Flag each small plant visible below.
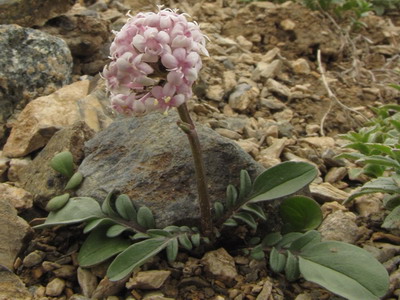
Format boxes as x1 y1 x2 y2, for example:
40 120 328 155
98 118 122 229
338 103 400 232
35 6 389 300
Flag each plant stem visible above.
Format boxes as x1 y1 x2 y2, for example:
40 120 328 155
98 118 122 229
177 103 212 237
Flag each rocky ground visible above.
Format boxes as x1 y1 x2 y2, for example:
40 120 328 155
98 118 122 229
1 0 400 299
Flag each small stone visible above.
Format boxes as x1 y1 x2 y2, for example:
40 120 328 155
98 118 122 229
310 182 349 203
258 138 291 168
252 60 282 82
46 278 65 297
235 139 260 157
294 293 313 300
256 280 273 300
223 71 237 92
266 79 291 99
77 267 98 298
237 35 253 50
301 136 335 149
0 152 10 181
126 270 171 290
354 194 383 217
260 97 286 110
280 19 296 31
291 58 310 74
305 124 320 135
318 209 361 243
202 248 238 286
324 167 347 183
0 183 33 211
229 84 259 111
273 109 294 123
8 157 31 182
53 265 76 278
261 47 280 63
215 128 242 140
206 85 225 102
23 250 46 268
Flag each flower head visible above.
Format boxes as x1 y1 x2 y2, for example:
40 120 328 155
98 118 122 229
103 6 208 116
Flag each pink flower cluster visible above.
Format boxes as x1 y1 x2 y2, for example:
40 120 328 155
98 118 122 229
103 7 208 116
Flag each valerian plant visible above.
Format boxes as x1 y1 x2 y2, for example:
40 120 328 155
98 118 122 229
35 6 389 300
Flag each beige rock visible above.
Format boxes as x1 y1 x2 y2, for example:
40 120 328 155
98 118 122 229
8 157 31 182
266 78 291 99
310 182 349 203
0 151 10 181
229 84 259 111
236 35 253 50
45 278 65 297
301 136 336 149
0 196 32 270
126 270 171 290
206 84 225 102
252 59 282 81
77 267 98 298
324 167 347 183
261 47 280 63
3 80 90 157
273 109 293 123
291 58 310 74
223 71 237 92
215 128 242 140
22 250 45 267
202 248 238 286
258 137 290 168
280 19 296 31
354 193 383 217
235 139 260 157
0 268 32 300
318 210 361 243
256 280 273 300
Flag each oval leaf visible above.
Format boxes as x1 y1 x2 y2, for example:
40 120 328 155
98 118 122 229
226 184 238 209
50 151 74 178
238 169 252 201
45 193 70 212
137 206 155 229
64 172 83 190
299 241 389 300
78 228 131 267
269 247 286 273
84 218 115 234
178 233 193 250
107 224 130 238
233 212 257 230
214 201 224 218
166 238 178 263
102 191 120 218
115 194 137 221
191 233 201 248
241 203 267 221
279 196 322 232
107 237 170 281
249 162 318 203
35 197 104 228
285 251 300 281
261 232 282 247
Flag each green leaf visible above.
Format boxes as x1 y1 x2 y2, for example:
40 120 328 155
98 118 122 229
226 184 238 209
84 218 115 234
285 251 300 281
191 233 201 248
214 201 224 218
137 206 155 229
269 247 286 273
241 203 267 221
131 232 150 240
279 196 323 232
289 230 321 251
34 197 104 228
166 238 178 263
299 241 389 300
238 169 252 201
115 194 137 221
146 229 172 238
50 151 74 178
102 191 120 218
223 218 238 227
78 228 131 267
233 212 257 230
383 194 400 210
261 232 282 247
357 155 400 170
347 176 400 202
163 225 180 233
275 232 303 249
178 233 193 250
107 224 130 238
249 162 317 203
107 237 170 281
382 206 400 230
64 172 83 190
45 193 70 212
250 244 265 260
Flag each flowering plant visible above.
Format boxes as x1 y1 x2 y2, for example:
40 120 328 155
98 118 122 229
103 6 208 116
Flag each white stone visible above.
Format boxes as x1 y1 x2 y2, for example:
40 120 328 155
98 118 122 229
252 59 282 81
266 78 291 98
280 19 296 31
0 183 33 211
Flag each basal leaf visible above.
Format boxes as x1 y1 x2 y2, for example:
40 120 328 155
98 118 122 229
289 230 321 251
84 218 115 234
45 193 70 212
269 247 286 273
249 162 317 203
261 232 282 247
137 206 155 229
107 237 170 281
146 229 172 238
78 228 131 267
233 212 257 230
102 191 120 218
35 197 105 228
285 251 300 281
178 233 193 250
223 218 238 227
299 241 389 300
226 184 238 209
279 196 323 232
382 206 400 230
166 238 178 263
115 194 137 221
64 172 83 190
241 203 267 221
106 224 131 237
250 244 265 260
191 233 201 247
214 201 224 218
50 151 74 178
238 169 252 201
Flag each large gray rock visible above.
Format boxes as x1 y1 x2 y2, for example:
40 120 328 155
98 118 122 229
0 25 72 143
77 111 264 227
0 0 76 27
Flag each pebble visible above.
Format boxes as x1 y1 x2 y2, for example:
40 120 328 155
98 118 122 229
0 183 33 211
215 128 242 140
318 209 361 243
77 267 98 298
280 19 296 31
202 248 238 286
310 182 349 203
45 278 65 297
7 157 31 182
291 58 310 74
23 250 46 268
266 78 291 99
252 60 282 81
324 167 347 183
354 194 383 217
206 84 225 101
126 270 171 290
